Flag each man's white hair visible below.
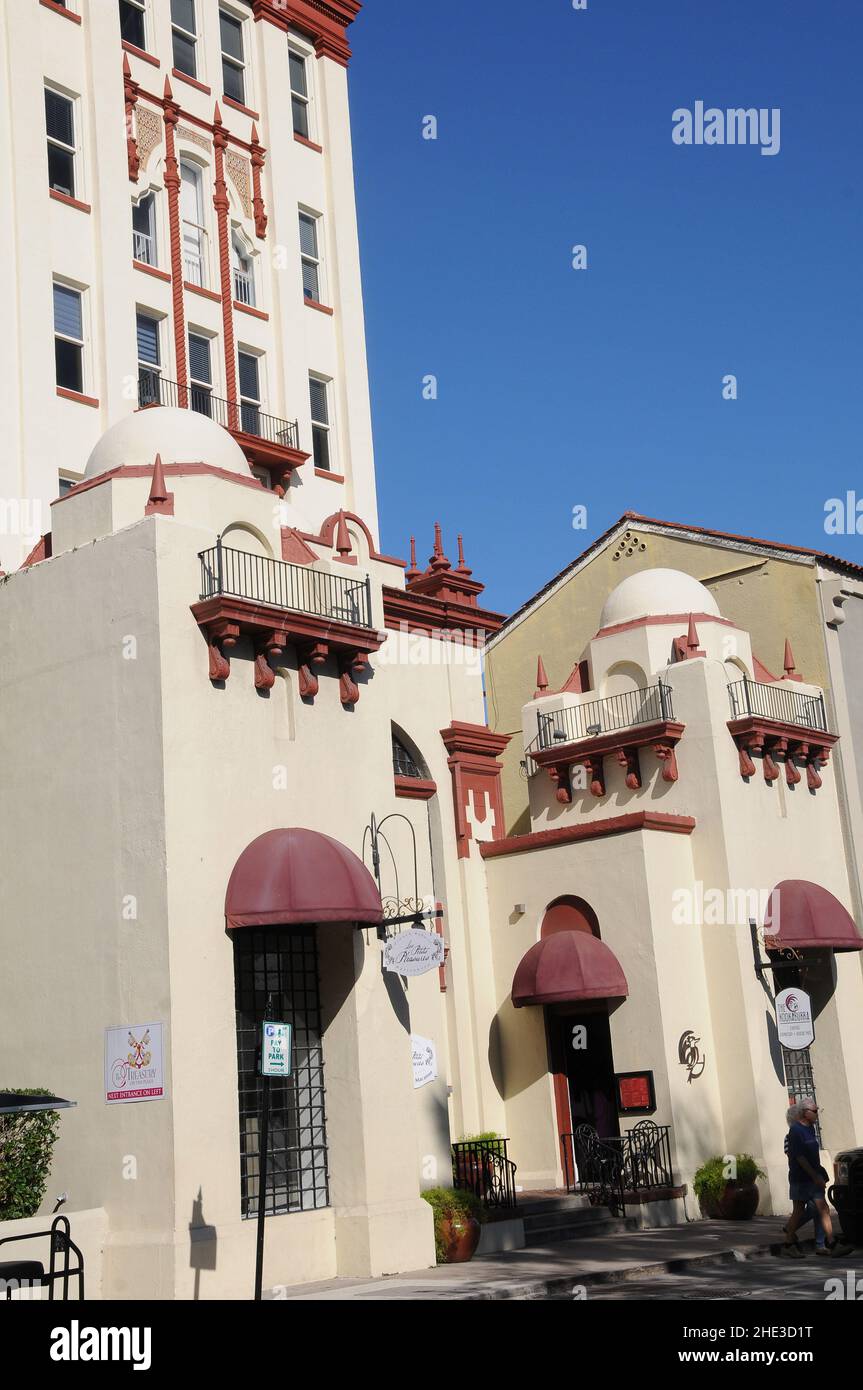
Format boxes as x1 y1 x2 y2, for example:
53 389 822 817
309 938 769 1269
786 1097 816 1124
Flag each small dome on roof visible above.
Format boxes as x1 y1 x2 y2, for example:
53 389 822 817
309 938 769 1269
600 568 721 628
84 407 252 480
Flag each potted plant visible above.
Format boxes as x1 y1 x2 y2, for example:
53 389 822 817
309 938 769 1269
693 1154 766 1220
420 1187 485 1263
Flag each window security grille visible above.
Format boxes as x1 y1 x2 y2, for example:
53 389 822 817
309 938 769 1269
392 734 423 779
233 926 329 1218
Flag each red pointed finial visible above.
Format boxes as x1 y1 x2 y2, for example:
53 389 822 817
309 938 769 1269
535 655 549 697
163 75 173 101
145 454 174 516
214 101 223 126
782 638 802 680
405 535 421 582
457 535 465 566
335 510 351 558
123 53 132 78
429 522 450 571
251 122 260 145
686 614 700 654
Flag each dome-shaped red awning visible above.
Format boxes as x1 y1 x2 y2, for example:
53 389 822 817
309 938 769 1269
225 828 382 929
764 880 862 953
512 930 628 1007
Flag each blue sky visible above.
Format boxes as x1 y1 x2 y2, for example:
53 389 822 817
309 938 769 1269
347 1 863 614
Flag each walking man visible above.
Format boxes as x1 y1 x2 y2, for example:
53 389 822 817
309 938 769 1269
782 1098 851 1258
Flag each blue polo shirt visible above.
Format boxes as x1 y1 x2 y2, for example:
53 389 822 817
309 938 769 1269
787 1122 821 1182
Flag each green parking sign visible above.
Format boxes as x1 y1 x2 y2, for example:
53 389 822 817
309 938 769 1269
261 1022 292 1077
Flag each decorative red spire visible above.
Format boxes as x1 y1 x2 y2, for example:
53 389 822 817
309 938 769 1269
686 614 700 655
783 638 802 681
145 454 174 516
335 510 352 558
250 121 259 145
213 100 223 127
535 655 549 698
163 75 174 102
454 533 472 576
123 52 132 79
405 535 422 583
429 522 451 572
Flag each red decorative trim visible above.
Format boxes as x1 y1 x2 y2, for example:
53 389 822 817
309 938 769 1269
440 722 510 859
596 611 737 640
232 435 309 493
123 55 141 181
383 585 504 640
294 132 324 153
250 124 268 239
315 468 344 483
281 527 318 564
49 189 91 213
56 387 99 408
223 95 260 120
234 300 268 320
172 68 211 95
728 716 837 791
480 811 697 861
40 0 81 23
122 41 160 68
213 105 239 427
434 905 448 993
184 280 222 302
162 80 188 391
136 86 257 152
753 655 778 683
531 721 684 771
51 462 261 503
20 533 53 568
394 776 437 801
304 298 334 316
250 0 360 66
133 260 171 283
144 454 174 516
301 512 404 568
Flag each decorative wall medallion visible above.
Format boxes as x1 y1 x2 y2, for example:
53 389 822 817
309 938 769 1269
678 1030 706 1082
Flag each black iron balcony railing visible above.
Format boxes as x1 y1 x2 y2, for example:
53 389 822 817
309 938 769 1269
452 1138 518 1210
526 680 674 772
139 371 300 453
727 677 828 732
561 1122 673 1214
199 539 374 629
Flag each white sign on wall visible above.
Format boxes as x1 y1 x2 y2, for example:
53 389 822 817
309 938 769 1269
775 988 815 1051
411 1035 438 1089
105 1023 165 1104
384 928 445 978
261 1022 292 1078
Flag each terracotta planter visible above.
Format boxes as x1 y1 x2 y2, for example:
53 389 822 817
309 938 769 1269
439 1214 481 1263
700 1181 760 1221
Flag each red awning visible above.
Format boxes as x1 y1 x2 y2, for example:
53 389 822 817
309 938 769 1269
512 930 628 1007
764 880 863 953
225 828 383 928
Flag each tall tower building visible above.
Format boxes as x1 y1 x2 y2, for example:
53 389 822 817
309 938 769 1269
0 0 375 567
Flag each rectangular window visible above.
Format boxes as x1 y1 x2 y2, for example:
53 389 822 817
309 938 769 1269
132 192 157 266
137 311 161 406
232 235 254 307
309 375 331 472
220 10 245 105
238 351 261 436
54 282 84 393
233 926 329 1218
299 212 321 303
119 0 146 49
289 49 310 139
181 162 206 286
171 0 198 79
189 332 212 416
45 87 76 197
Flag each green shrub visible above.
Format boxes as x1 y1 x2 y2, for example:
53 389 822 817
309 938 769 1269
0 1089 61 1220
420 1186 485 1263
456 1131 502 1144
693 1154 766 1202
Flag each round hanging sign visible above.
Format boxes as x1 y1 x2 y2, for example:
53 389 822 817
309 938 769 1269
775 987 815 1051
383 928 445 977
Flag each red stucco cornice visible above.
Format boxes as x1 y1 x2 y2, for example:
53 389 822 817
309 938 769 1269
250 0 361 65
480 811 696 860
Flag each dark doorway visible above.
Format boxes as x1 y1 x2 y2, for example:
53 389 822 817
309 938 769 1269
547 1007 619 1143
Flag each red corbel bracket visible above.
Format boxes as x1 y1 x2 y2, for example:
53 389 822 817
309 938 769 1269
207 620 239 681
654 743 679 783
584 754 605 798
617 746 642 790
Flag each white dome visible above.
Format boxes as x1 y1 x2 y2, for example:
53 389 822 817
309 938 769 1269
600 567 721 628
84 407 252 480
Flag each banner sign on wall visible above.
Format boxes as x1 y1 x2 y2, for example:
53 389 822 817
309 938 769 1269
384 928 445 978
411 1035 438 1089
775 988 815 1051
105 1023 165 1103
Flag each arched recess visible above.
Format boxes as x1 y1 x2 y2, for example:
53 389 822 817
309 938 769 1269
540 896 600 940
724 656 750 683
600 661 648 700
391 722 431 781
221 521 273 558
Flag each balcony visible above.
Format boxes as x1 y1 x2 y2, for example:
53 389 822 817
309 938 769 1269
526 681 683 802
133 229 155 266
191 539 384 703
233 267 254 306
138 372 308 489
726 677 837 788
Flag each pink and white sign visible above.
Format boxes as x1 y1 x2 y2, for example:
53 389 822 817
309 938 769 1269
104 1023 165 1104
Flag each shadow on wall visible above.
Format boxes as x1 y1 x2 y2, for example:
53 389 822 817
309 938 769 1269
488 1000 548 1101
189 1187 217 1301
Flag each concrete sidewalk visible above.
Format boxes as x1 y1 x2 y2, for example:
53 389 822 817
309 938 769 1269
273 1217 792 1300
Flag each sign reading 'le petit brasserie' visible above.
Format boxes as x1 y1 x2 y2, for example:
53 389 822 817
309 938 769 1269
383 928 445 978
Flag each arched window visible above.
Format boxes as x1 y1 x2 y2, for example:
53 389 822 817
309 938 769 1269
180 161 207 286
232 230 255 307
132 191 157 266
392 732 424 780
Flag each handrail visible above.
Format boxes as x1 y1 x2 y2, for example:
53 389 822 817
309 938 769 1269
727 677 828 732
452 1138 518 1209
198 538 374 630
525 681 674 774
139 372 299 452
